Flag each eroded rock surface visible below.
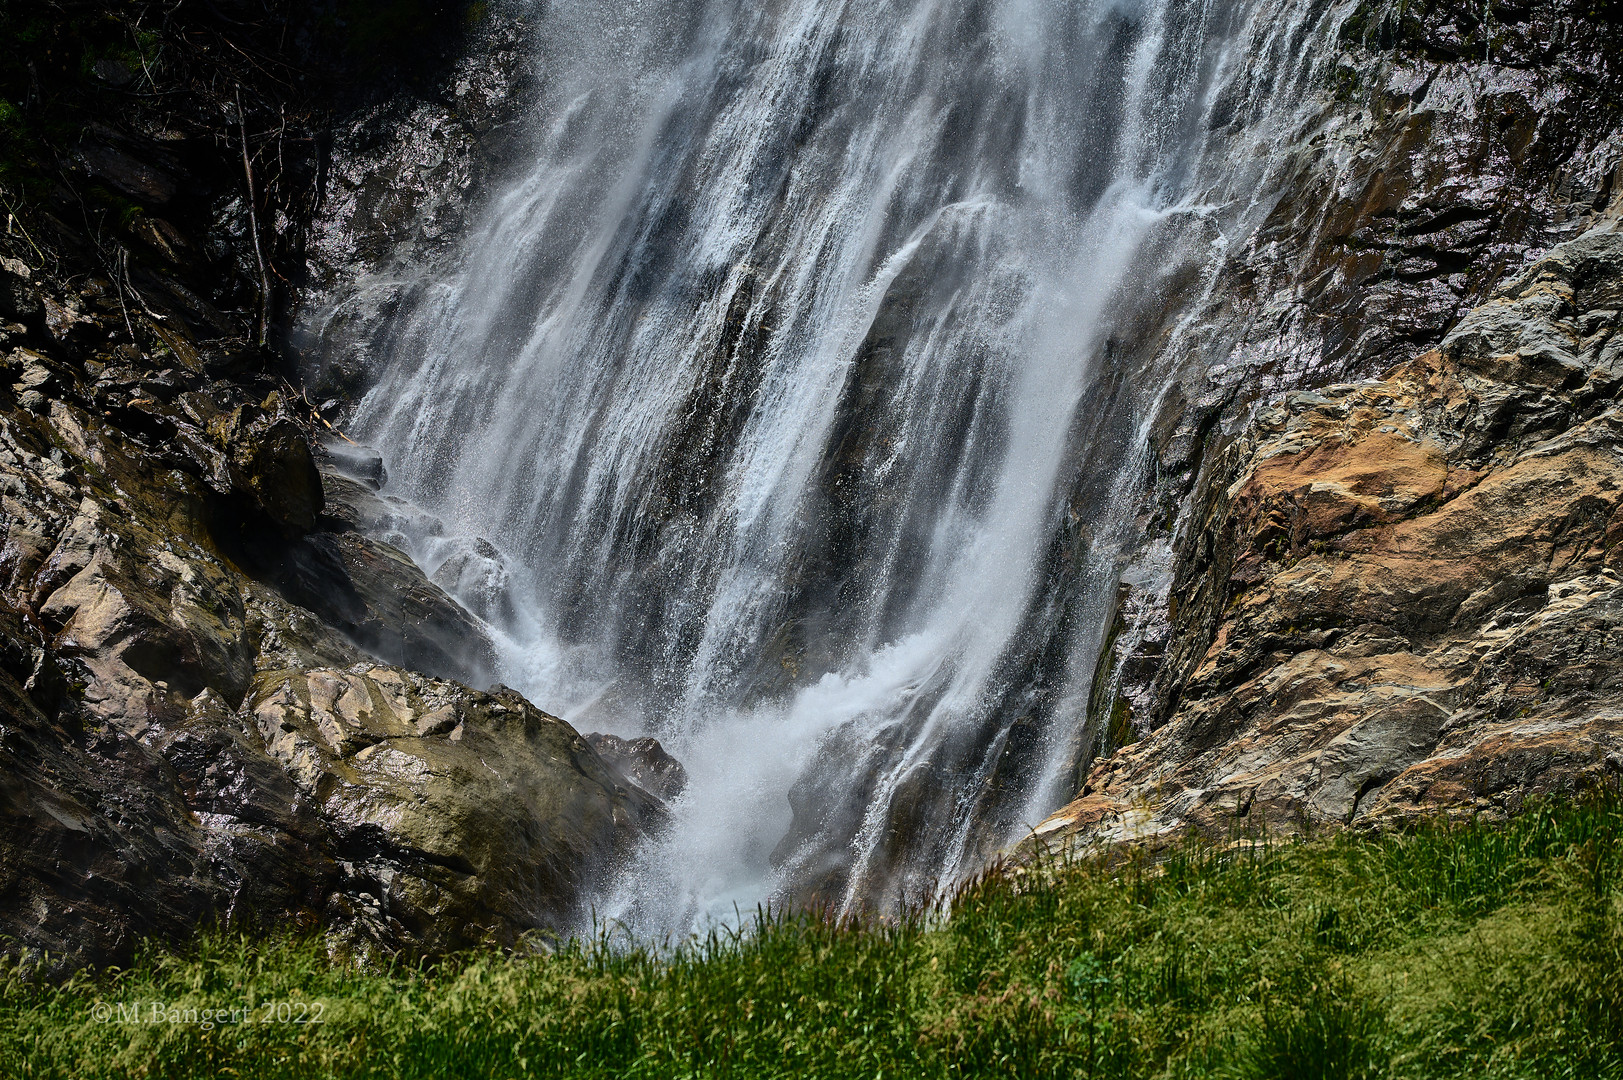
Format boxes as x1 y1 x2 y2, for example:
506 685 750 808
1034 219 1623 852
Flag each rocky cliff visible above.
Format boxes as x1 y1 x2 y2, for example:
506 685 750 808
1036 0 1623 851
0 0 660 969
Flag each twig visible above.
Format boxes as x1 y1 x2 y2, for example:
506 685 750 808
0 192 48 267
128 15 158 93
113 247 139 346
272 104 287 203
116 256 170 324
284 378 359 444
207 29 297 89
236 87 271 345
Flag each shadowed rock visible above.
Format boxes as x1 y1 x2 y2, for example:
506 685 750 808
584 733 689 803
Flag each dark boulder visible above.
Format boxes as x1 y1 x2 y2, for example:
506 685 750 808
584 732 689 803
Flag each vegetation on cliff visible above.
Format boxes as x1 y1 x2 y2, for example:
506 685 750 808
4 795 1619 1079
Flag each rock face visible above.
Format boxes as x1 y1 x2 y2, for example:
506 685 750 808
0 319 663 966
0 1 661 969
6 0 1621 959
1029 0 1623 854
291 3 537 406
1151 0 1623 423
1034 218 1623 851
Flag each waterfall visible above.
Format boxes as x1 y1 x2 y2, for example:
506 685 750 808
307 0 1349 934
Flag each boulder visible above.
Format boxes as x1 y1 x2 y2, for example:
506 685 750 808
248 667 664 953
584 732 689 802
321 437 389 490
219 399 325 534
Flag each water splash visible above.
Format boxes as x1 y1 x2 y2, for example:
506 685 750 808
305 0 1352 934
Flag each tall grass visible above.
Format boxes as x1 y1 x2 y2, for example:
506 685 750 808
3 792 1620 1079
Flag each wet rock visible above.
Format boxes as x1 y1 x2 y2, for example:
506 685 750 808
41 295 100 351
0 690 236 971
301 10 532 290
271 530 500 688
429 537 516 626
1138 0 1623 455
316 464 403 533
0 593 298 972
293 6 536 406
584 733 689 802
322 437 388 490
291 461 503 682
769 721 912 909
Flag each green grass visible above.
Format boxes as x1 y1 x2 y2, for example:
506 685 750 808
3 794 1621 1078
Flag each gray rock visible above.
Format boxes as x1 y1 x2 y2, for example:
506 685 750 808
0 264 39 322
1033 218 1623 855
322 437 388 490
584 733 689 802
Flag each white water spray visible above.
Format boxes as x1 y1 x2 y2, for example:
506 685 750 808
306 0 1354 935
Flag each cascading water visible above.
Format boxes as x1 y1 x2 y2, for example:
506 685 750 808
306 0 1350 934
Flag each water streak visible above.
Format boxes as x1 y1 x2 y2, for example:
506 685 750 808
307 0 1352 934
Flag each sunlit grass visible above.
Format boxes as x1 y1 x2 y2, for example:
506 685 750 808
3 791 1620 1078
